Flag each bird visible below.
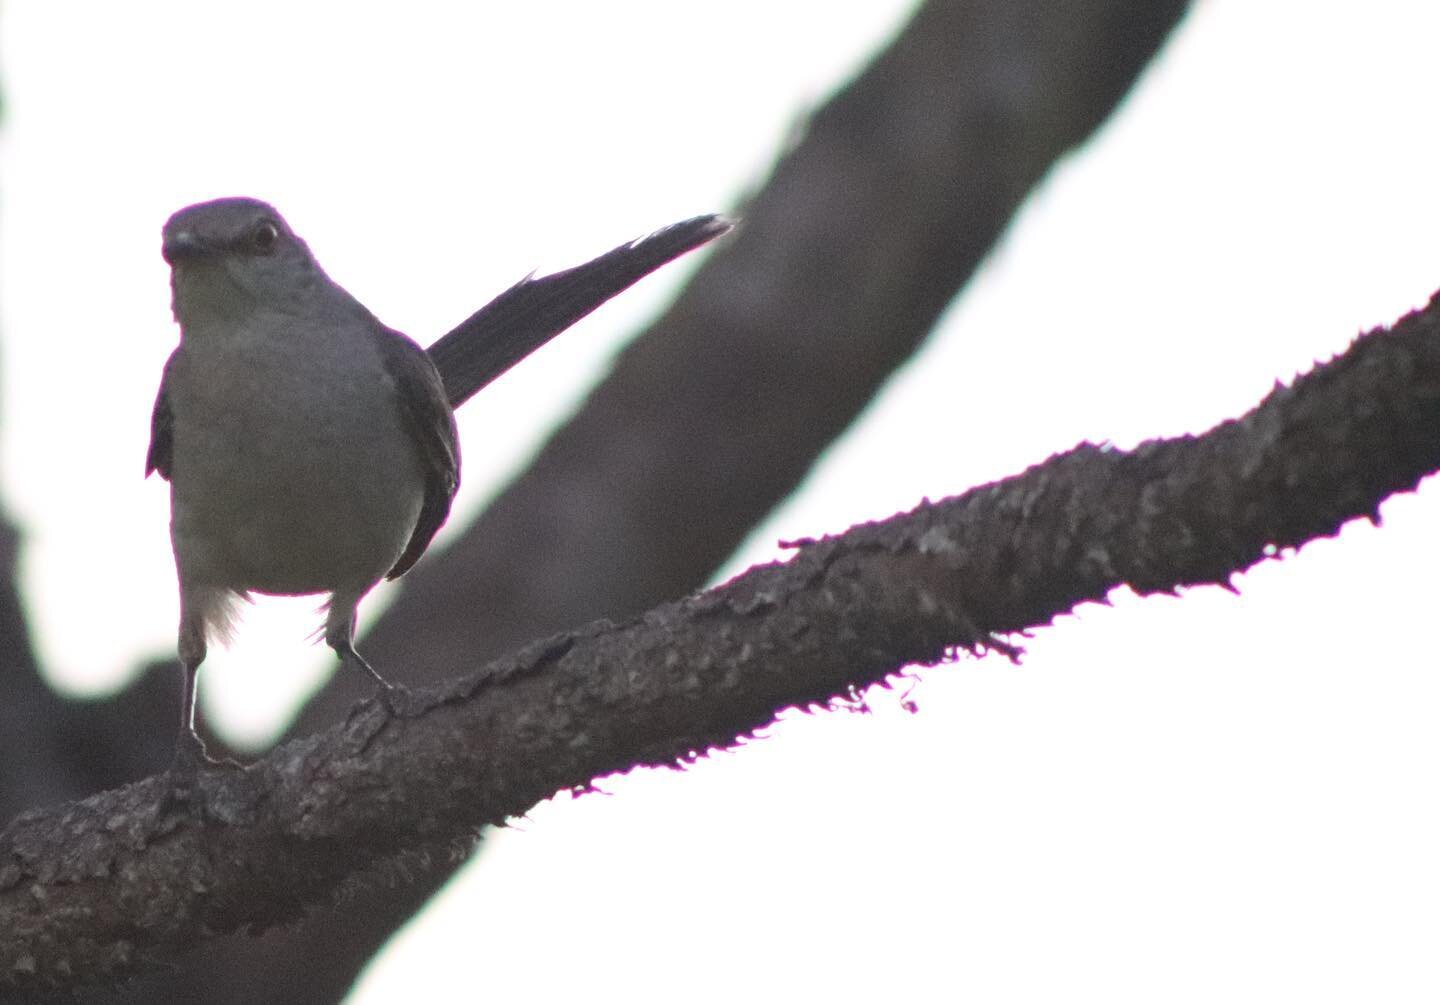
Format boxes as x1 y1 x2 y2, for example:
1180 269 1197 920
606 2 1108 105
147 196 732 775
147 196 459 771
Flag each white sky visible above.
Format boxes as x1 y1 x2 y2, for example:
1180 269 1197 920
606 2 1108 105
3 2 1439 1002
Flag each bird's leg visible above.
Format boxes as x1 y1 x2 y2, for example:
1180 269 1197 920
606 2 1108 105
155 614 239 825
171 653 208 774
326 598 423 717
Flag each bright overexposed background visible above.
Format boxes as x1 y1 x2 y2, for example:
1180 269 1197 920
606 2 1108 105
3 3 1439 1002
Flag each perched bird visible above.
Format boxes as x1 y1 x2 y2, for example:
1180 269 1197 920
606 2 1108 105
148 197 459 769
148 197 732 772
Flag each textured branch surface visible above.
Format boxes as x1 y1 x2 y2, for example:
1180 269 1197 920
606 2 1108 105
5 284 1439 996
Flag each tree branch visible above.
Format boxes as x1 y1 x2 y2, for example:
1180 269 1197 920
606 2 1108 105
148 2 1194 998
0 0 1196 997
303 0 1195 716
5 282 1438 996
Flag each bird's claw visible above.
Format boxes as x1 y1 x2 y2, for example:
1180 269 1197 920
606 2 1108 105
152 732 244 830
375 680 427 719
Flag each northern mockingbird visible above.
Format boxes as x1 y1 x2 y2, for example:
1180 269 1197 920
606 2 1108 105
148 196 730 772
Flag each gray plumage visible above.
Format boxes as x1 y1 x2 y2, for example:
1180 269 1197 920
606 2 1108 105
148 197 730 773
148 196 459 764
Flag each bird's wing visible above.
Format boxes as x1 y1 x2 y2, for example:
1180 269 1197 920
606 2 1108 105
145 349 180 480
376 328 461 580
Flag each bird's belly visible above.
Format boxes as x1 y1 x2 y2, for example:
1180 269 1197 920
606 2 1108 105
176 458 421 595
167 348 425 595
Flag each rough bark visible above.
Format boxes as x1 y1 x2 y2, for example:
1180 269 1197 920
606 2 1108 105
4 284 1439 997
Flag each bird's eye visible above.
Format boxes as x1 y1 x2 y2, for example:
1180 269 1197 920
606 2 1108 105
250 220 280 255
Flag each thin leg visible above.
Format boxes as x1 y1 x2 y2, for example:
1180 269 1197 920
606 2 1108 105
168 604 240 777
172 659 208 766
172 610 210 772
156 622 214 824
325 603 394 689
326 597 421 716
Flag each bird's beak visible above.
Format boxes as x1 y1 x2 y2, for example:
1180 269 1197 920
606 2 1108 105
162 229 209 266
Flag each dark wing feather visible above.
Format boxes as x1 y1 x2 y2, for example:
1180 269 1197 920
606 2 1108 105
376 329 461 580
145 349 180 480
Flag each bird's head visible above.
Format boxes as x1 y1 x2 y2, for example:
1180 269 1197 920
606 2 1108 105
162 197 326 329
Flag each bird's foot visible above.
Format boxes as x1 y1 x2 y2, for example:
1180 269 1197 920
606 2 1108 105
152 732 244 832
374 679 427 719
336 644 428 719
340 680 428 755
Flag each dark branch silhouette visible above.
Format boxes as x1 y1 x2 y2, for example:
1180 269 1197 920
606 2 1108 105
5 285 1439 996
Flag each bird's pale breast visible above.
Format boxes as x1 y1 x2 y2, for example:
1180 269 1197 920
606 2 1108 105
166 315 425 596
